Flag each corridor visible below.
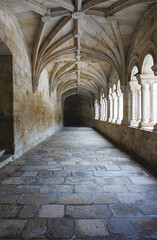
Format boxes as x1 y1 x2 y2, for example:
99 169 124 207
0 128 157 239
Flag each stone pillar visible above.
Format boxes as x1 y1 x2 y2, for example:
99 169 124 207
149 83 156 126
112 91 118 123
95 100 99 120
140 83 149 128
100 99 103 121
137 88 141 124
108 94 113 122
117 92 123 124
105 98 108 121
129 80 139 127
130 88 138 127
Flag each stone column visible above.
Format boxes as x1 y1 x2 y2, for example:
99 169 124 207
140 83 149 128
108 94 113 122
130 88 138 127
129 80 139 127
105 98 108 121
100 100 103 121
117 92 123 124
112 91 118 123
149 83 156 126
137 88 141 124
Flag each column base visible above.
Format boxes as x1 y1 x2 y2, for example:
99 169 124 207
116 119 122 125
112 119 116 123
139 121 152 129
130 120 138 127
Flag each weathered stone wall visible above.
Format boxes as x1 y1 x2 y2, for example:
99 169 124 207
0 55 14 153
64 95 94 127
94 120 157 169
0 5 62 157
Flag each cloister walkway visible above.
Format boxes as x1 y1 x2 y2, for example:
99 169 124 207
0 127 157 239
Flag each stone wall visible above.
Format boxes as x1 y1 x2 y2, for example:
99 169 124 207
0 55 14 153
0 5 62 158
94 120 157 169
64 95 94 127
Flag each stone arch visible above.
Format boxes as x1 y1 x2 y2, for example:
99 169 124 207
141 54 154 75
131 66 139 81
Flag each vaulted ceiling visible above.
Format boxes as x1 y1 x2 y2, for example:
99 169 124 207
0 0 156 97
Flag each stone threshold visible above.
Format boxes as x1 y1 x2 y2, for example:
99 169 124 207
0 154 14 169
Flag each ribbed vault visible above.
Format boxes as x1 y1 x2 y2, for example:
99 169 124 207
1 0 156 99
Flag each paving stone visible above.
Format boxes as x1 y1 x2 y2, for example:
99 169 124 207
105 176 132 185
22 171 38 177
19 205 39 218
137 203 157 215
142 184 157 192
22 219 47 238
47 217 75 238
40 184 73 193
108 218 135 237
92 193 118 204
37 171 53 177
129 176 156 185
110 203 139 217
72 171 94 177
143 192 157 201
0 184 16 193
66 205 110 218
0 220 26 237
10 170 24 177
103 185 128 193
117 193 145 204
18 194 56 204
131 217 157 235
57 193 93 204
2 177 26 185
0 193 19 204
39 204 64 218
15 185 41 194
126 185 145 193
0 205 21 218
76 219 109 237
65 177 105 185
75 184 104 193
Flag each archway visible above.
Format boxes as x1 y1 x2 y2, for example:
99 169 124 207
0 38 14 153
63 94 94 127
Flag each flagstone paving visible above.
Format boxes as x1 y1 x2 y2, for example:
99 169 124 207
0 127 157 239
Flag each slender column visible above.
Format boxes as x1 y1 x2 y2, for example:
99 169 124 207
100 100 103 121
108 95 113 122
102 100 105 121
137 88 141 123
95 100 99 120
130 88 138 127
105 99 108 121
149 83 156 126
140 83 148 128
117 92 123 124
112 91 118 123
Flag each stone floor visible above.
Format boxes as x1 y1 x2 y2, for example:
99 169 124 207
0 127 157 240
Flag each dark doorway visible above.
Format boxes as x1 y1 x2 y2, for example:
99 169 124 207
0 39 14 153
63 94 94 127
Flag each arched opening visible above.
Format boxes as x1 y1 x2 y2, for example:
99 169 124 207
0 38 14 153
140 54 157 128
63 94 94 127
142 54 154 74
129 66 141 127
